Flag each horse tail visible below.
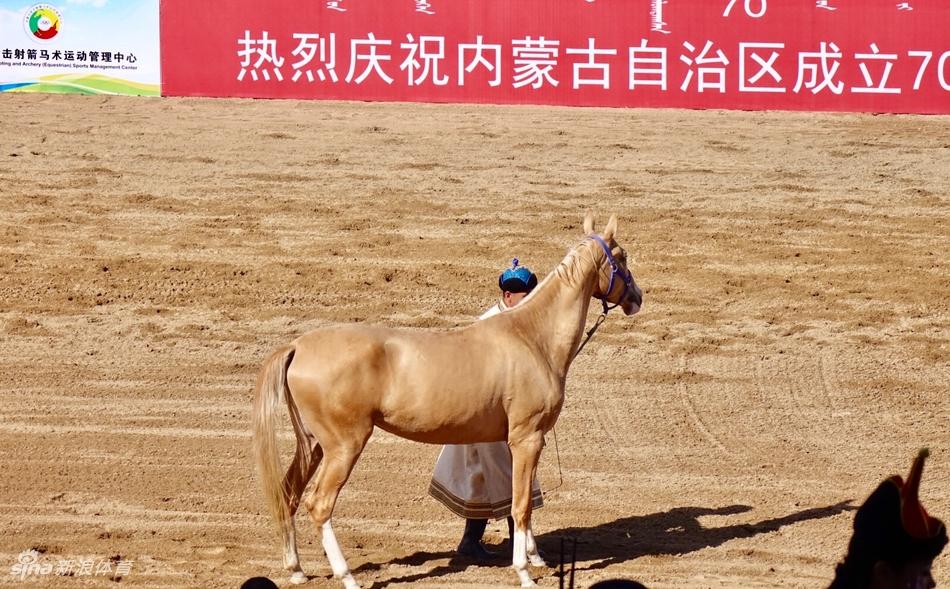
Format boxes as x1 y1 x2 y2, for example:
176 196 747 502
252 344 297 538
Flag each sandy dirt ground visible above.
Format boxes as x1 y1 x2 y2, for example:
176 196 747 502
0 94 948 589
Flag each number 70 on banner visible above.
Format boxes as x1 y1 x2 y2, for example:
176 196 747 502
723 0 768 18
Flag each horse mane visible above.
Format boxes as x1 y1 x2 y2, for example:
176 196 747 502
552 238 596 289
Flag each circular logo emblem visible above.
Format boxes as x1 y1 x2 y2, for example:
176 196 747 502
24 4 62 42
17 550 40 565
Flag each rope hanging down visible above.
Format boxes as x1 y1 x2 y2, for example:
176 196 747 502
572 312 608 362
547 312 609 492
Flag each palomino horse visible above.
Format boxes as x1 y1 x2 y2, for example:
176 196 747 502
252 213 643 588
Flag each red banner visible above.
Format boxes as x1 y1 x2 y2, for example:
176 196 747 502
160 0 950 113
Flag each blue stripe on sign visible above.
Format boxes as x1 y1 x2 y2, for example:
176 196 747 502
0 83 35 92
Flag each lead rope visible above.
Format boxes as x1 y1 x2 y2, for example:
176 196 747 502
572 312 608 362
547 312 609 492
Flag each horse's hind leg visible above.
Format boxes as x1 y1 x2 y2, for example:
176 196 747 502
303 425 372 589
282 436 323 584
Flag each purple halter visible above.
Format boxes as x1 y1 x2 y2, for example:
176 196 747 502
589 234 633 314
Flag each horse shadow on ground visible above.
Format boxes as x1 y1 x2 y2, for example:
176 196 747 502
352 500 855 587
536 500 854 573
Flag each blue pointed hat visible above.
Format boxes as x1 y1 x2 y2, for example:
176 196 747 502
498 258 538 293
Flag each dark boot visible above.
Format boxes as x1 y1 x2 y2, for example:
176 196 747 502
457 518 499 561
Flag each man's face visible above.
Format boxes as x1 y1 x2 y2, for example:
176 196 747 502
504 291 528 307
875 558 935 589
899 560 935 589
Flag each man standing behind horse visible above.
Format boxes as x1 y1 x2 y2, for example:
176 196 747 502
428 258 545 560
253 214 642 588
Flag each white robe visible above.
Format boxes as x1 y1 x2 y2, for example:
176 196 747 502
427 302 544 519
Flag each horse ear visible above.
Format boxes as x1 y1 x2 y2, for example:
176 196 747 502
583 212 595 235
603 215 618 241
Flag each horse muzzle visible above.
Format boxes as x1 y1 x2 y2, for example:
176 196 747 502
621 285 643 316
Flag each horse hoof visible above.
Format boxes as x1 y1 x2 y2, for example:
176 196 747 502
289 571 308 584
516 569 536 587
529 555 547 567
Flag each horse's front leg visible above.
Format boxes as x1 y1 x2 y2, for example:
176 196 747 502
525 523 546 568
509 431 545 587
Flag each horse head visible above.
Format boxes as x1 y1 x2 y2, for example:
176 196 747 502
583 213 643 316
